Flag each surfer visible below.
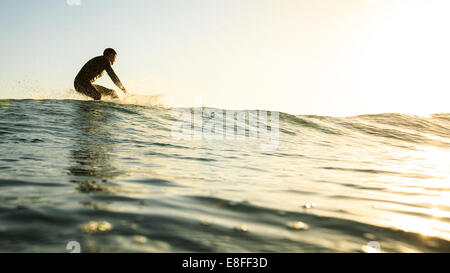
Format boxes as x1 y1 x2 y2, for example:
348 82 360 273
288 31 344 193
74 48 127 100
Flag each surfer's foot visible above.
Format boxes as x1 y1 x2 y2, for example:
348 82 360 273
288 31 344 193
93 84 119 99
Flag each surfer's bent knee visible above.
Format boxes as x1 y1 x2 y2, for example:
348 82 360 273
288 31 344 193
74 79 101 100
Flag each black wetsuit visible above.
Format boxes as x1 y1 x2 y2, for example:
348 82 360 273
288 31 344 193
74 56 124 100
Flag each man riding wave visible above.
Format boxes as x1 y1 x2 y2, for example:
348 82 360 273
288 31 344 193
74 48 127 100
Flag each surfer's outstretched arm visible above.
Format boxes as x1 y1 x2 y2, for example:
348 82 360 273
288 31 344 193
105 63 127 94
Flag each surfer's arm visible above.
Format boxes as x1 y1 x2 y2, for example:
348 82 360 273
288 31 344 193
105 63 127 93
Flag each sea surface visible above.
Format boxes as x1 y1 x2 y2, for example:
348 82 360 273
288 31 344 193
0 99 449 253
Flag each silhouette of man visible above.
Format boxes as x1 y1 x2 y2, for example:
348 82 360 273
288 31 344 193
74 48 127 100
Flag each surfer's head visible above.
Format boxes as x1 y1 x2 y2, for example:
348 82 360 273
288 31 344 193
103 48 117 65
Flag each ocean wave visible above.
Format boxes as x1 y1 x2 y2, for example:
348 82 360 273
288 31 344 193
1 99 449 252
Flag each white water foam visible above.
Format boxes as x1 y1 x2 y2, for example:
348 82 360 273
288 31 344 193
102 92 166 108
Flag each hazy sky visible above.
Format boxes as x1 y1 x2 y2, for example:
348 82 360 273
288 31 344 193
0 0 449 116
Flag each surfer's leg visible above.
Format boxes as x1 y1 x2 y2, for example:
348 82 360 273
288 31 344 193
74 81 101 100
93 84 119 99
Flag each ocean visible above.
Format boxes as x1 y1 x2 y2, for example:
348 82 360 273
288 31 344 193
0 99 449 252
